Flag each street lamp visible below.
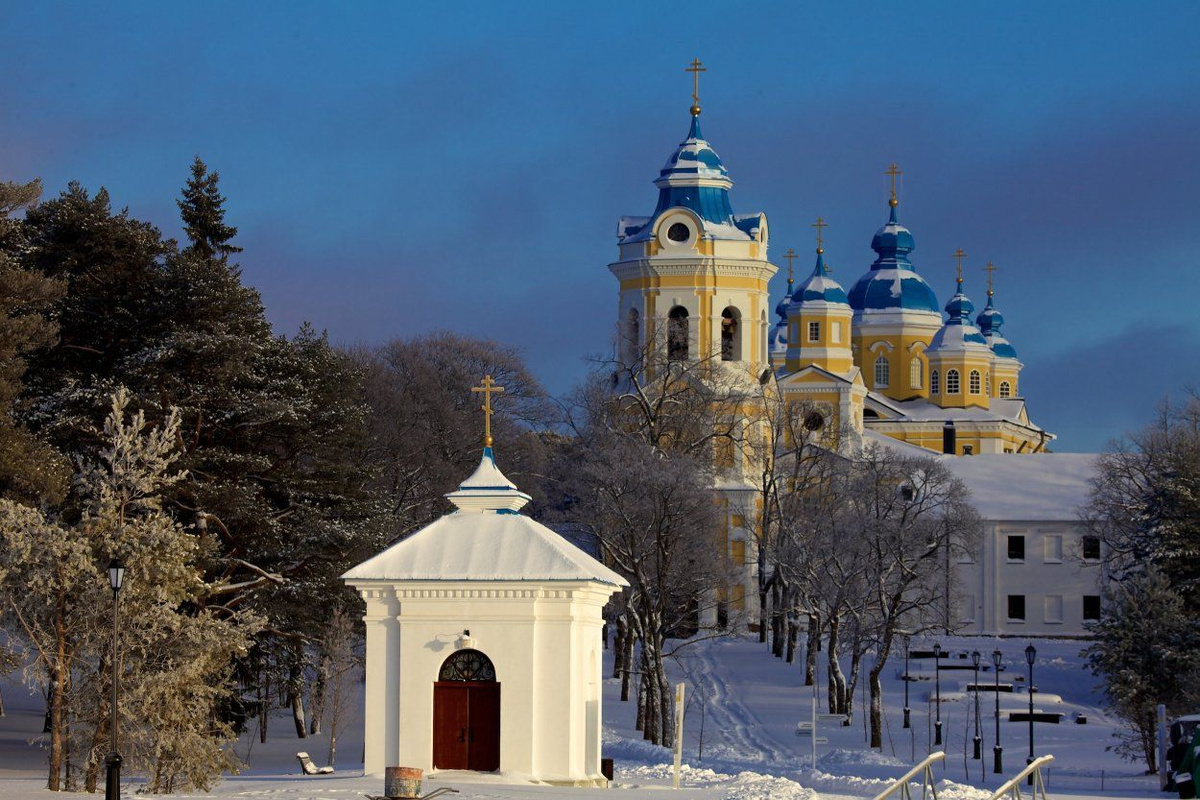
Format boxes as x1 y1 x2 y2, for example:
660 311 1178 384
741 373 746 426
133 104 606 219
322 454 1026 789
992 649 1003 774
932 643 943 746
105 559 125 800
1026 643 1037 785
903 635 911 729
972 650 982 760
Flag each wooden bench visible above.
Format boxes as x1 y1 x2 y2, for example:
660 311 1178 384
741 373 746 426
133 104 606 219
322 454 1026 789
296 752 334 775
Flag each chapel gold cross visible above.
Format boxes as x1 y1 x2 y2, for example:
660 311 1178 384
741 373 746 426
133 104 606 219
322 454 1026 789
783 247 798 285
885 163 902 206
471 375 505 448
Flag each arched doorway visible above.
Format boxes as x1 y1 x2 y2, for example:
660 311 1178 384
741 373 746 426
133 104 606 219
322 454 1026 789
433 649 500 771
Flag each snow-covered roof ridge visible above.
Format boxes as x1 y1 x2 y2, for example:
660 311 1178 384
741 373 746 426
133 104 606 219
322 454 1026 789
941 452 1098 521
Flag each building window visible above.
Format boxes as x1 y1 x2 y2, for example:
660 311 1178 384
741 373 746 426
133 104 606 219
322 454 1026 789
930 370 940 395
946 369 961 394
874 355 890 388
910 358 923 389
668 306 689 361
969 370 982 394
1082 535 1101 561
732 584 746 611
1043 534 1063 563
721 306 741 361
1044 595 1064 624
962 445 974 455
831 322 841 343
730 539 746 565
1007 595 1026 621
808 321 820 342
999 381 1012 398
1007 535 1025 561
1083 595 1101 621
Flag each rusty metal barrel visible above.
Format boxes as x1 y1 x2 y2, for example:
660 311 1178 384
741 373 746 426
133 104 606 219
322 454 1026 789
384 766 423 799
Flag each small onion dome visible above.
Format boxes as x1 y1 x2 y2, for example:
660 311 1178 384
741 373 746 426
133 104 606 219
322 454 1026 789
769 279 792 354
927 281 991 353
976 293 1019 359
848 203 940 314
651 114 737 226
791 252 849 309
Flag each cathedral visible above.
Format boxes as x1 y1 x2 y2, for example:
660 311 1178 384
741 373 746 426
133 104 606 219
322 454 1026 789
606 69 1106 636
610 74 1053 460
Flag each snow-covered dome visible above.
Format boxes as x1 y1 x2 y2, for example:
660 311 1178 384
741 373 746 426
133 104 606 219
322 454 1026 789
848 204 940 316
927 281 992 354
976 293 1019 360
791 252 849 309
769 277 792 355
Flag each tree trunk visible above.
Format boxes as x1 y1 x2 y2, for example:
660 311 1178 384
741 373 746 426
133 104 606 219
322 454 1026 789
287 648 307 739
845 647 862 720
635 672 645 732
309 663 327 736
804 614 819 686
826 614 846 714
785 612 798 664
868 665 885 748
47 599 67 791
612 615 625 679
771 581 785 658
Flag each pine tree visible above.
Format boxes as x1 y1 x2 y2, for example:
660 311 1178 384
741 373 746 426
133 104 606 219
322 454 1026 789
177 157 242 262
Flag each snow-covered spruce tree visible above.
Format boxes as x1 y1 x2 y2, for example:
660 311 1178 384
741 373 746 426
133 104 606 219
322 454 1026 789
1085 568 1200 773
177 157 242 262
0 390 260 792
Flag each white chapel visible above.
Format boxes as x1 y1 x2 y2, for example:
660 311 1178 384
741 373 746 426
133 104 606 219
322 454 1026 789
342 386 627 786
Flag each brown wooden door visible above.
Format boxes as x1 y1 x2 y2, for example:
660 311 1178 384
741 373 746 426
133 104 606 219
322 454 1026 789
433 682 500 771
433 683 469 769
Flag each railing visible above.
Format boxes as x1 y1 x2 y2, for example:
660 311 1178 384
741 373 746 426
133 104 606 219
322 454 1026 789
871 752 946 800
988 755 1055 800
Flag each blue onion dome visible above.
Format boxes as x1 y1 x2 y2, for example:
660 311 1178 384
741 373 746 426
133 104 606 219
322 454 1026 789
977 291 1019 359
791 251 849 308
927 277 991 353
769 275 793 354
848 202 940 316
651 114 736 225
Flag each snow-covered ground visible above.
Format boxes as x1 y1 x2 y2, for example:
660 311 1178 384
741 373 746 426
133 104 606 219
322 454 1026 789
0 635 1164 798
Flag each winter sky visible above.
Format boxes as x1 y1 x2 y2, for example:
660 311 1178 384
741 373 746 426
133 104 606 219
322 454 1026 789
2 2 1198 452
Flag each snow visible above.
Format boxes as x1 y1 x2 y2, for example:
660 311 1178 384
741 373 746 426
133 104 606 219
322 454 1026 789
940 453 1097 521
0 636 1162 799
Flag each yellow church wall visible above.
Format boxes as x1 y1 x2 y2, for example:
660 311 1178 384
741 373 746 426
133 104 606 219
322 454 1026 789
854 331 934 401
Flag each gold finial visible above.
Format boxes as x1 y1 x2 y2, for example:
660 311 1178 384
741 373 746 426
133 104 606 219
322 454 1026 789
471 374 505 448
783 247 797 287
984 261 998 297
952 248 967 287
811 217 827 254
885 162 903 207
686 57 706 116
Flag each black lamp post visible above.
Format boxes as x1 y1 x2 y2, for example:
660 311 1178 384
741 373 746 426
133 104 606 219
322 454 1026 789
972 650 982 759
105 558 125 800
1026 643 1037 785
903 635 911 729
932 642 943 746
992 649 1003 774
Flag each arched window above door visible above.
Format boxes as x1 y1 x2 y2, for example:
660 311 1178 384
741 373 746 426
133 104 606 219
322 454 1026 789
439 649 496 682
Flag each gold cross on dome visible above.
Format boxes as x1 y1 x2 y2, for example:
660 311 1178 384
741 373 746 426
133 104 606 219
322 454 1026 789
885 163 903 206
686 58 706 112
811 217 827 253
984 261 998 296
783 247 797 285
471 374 505 447
952 248 968 285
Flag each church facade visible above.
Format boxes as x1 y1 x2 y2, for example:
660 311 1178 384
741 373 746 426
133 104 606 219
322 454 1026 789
608 79 1099 636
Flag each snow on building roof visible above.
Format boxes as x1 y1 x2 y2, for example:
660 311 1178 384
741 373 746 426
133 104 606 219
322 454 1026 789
880 397 1045 431
940 452 1098 521
342 448 628 587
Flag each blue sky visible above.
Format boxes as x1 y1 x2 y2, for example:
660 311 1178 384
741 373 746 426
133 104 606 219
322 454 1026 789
3 1 1199 451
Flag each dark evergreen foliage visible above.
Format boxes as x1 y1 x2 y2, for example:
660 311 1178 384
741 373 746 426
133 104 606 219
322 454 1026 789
178 156 242 261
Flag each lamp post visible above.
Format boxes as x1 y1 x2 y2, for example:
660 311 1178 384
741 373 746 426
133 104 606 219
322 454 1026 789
903 635 911 729
972 650 982 760
1026 644 1037 785
105 558 125 800
992 649 1003 774
932 643 943 746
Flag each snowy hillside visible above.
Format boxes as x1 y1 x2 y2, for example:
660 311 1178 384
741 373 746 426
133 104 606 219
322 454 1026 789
0 635 1163 799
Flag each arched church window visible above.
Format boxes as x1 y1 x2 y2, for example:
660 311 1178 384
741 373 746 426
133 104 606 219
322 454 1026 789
668 307 689 362
946 369 961 394
999 381 1012 398
910 358 923 389
874 355 890 388
721 307 741 361
930 369 940 395
438 649 497 682
969 370 982 394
